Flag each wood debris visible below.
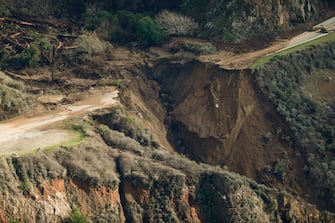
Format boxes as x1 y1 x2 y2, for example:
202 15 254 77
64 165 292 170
0 15 79 63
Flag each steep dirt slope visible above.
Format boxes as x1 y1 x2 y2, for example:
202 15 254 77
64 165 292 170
148 61 287 174
79 57 313 213
107 56 329 211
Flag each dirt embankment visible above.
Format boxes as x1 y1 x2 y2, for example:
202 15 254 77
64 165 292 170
141 59 312 201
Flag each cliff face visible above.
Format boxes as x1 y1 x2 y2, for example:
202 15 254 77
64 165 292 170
0 0 329 42
0 140 124 223
0 131 334 223
189 0 329 42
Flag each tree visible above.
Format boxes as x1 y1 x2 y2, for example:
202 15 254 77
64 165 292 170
136 16 164 47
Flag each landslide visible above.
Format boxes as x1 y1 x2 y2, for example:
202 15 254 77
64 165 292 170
0 2 334 221
147 59 309 199
0 40 333 221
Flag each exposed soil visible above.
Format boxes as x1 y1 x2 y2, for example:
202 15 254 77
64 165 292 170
0 88 119 154
139 58 329 210
0 14 334 217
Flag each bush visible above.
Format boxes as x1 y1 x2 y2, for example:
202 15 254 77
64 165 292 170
0 84 31 120
65 207 87 223
179 41 217 55
7 45 40 70
20 180 31 195
272 153 290 181
108 10 143 43
155 10 198 36
82 10 166 46
117 10 139 30
74 32 112 56
94 109 160 149
136 16 164 47
9 220 23 223
83 9 112 31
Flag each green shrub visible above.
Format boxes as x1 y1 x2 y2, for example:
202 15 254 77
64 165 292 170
9 219 23 223
70 123 86 140
82 10 165 46
39 39 52 51
136 16 164 47
20 180 31 195
117 10 139 31
83 9 113 31
272 153 289 181
65 207 88 223
103 79 125 89
6 45 39 69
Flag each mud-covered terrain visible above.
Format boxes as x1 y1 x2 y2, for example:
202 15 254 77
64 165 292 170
0 0 335 222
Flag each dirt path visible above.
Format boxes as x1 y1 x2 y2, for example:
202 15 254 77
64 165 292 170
0 90 119 155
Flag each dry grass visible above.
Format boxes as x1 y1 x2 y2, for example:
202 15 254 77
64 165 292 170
0 72 31 120
54 142 120 188
156 10 198 36
0 72 25 91
74 32 113 56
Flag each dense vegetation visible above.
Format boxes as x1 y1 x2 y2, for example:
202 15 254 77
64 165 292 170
254 40 335 209
0 0 329 44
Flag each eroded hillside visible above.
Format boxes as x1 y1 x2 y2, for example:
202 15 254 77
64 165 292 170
0 0 335 222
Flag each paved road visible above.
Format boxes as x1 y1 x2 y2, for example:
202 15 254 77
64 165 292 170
313 16 335 31
201 16 335 70
0 90 119 155
276 31 328 53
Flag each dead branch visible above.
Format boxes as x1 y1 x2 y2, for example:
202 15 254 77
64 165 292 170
0 33 25 51
63 46 79 50
20 36 34 41
57 41 63 49
57 34 79 40
0 17 34 26
10 32 21 39
0 17 47 32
